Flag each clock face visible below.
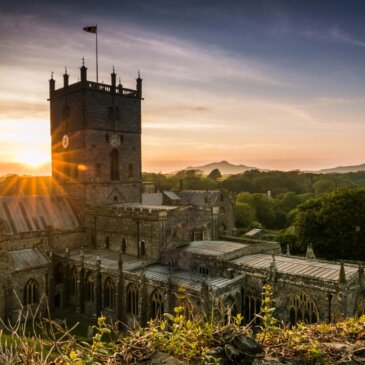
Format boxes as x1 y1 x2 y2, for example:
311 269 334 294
62 134 69 149
110 134 121 148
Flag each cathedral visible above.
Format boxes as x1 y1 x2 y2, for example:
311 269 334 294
0 60 364 328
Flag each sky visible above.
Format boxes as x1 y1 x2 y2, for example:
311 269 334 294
1 0 365 174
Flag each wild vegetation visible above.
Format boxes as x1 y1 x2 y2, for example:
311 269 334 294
2 286 365 364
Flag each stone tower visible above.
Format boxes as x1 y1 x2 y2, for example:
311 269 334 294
49 61 143 212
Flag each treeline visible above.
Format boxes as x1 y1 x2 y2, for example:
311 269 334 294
143 169 365 230
143 169 365 195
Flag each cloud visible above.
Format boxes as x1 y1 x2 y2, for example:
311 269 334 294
329 27 365 48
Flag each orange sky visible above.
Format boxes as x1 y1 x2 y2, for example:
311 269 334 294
1 2 365 175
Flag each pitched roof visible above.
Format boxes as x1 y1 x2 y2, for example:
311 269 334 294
9 248 49 271
232 254 359 282
133 263 242 292
179 190 222 206
163 191 180 201
0 195 79 234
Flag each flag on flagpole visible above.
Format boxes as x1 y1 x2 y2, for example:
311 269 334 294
83 26 97 33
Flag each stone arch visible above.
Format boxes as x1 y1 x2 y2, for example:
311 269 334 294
24 279 39 305
287 291 319 325
150 289 164 320
104 277 115 309
126 283 138 315
218 223 227 237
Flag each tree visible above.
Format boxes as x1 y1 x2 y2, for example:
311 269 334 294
236 202 256 228
293 188 365 260
207 168 222 181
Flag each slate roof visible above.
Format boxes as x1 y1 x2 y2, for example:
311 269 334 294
142 193 163 205
232 254 359 282
133 263 242 292
179 190 222 206
111 203 177 211
0 195 79 234
163 191 180 201
9 248 49 271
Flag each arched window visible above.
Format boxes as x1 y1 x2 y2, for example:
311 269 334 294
121 238 126 254
85 272 95 302
104 277 115 309
54 263 64 285
24 279 38 305
126 283 138 315
105 236 110 249
150 289 164 320
287 291 319 326
140 241 146 257
70 267 78 297
110 150 119 181
220 207 225 214
243 289 261 324
218 224 227 237
128 163 134 178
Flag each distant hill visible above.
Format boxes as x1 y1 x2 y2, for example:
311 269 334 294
180 160 265 175
316 163 365 174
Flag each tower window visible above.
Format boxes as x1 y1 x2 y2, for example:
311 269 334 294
128 163 134 178
116 107 120 120
105 236 110 249
110 150 119 181
120 134 124 142
105 133 109 142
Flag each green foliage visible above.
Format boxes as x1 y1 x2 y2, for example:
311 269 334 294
235 202 256 227
293 188 365 260
207 168 222 181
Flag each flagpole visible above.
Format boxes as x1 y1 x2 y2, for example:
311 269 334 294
96 25 99 83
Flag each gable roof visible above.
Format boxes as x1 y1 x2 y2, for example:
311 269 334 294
179 190 222 206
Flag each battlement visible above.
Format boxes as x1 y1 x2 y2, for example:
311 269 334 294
50 80 140 99
49 61 142 99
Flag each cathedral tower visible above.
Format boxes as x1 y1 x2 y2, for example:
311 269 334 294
49 60 143 211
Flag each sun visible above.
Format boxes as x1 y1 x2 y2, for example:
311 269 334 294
16 150 50 169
